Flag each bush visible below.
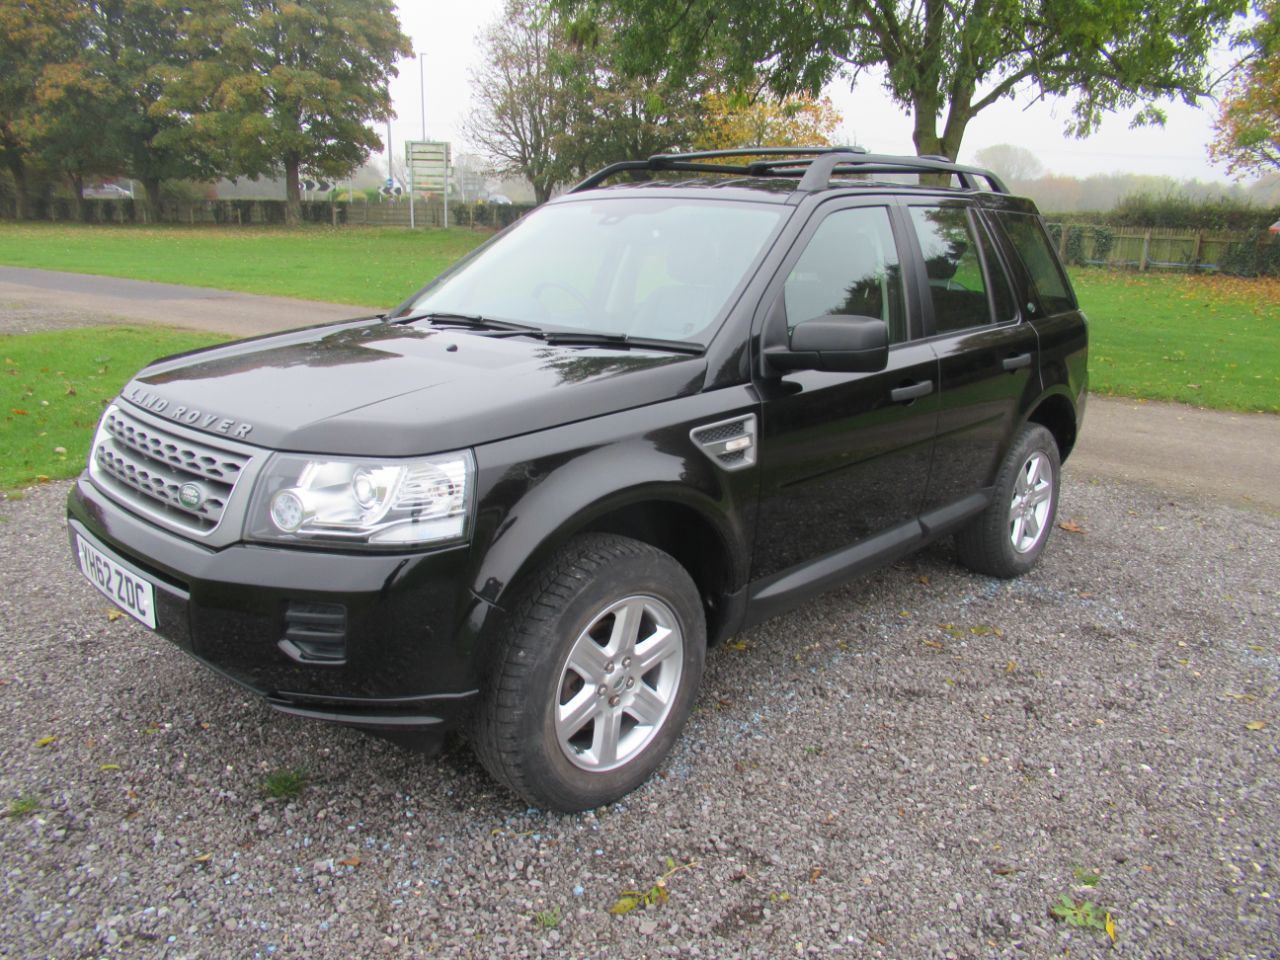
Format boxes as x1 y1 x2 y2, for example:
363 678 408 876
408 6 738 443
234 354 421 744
1218 232 1280 277
1049 195 1280 233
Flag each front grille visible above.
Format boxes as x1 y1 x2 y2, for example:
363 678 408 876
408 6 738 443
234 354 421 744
90 404 253 535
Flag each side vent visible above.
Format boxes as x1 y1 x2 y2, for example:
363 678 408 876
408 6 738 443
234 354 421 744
279 601 347 665
690 414 758 472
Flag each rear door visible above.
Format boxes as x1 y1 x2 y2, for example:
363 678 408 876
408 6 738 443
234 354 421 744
750 199 938 584
902 202 1040 514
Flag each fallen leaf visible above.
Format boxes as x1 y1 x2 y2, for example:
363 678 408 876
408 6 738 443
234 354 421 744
193 853 212 863
608 895 640 915
11 409 28 416
99 763 121 771
65 386 77 396
1245 720 1266 731
992 866 1018 876
107 609 125 622
916 574 930 585
1105 912 1117 942
35 735 57 747
922 639 944 650
1005 661 1017 674
338 855 361 867
809 867 823 882
728 641 747 651
1058 520 1085 534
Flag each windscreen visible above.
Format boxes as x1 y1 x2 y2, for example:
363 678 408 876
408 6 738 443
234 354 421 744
403 197 787 342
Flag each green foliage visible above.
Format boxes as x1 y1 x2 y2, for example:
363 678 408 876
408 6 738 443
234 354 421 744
1091 227 1115 262
1063 226 1086 265
0 325 226 489
1218 231 1280 276
1050 894 1109 930
1072 866 1102 887
173 0 411 224
3 796 40 818
1107 194 1278 231
559 0 1244 162
260 768 307 800
531 906 562 928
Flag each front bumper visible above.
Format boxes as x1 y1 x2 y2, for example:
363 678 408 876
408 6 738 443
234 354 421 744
67 475 495 730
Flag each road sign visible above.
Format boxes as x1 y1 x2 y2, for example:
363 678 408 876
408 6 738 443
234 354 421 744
405 140 451 228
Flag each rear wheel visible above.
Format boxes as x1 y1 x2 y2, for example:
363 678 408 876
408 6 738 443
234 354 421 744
955 423 1061 578
473 534 705 812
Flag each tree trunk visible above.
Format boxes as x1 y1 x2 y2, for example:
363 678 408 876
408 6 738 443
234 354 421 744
143 177 162 223
8 157 29 220
284 155 301 226
70 173 84 222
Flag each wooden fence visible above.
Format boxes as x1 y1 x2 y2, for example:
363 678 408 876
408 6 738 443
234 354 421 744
1045 223 1278 273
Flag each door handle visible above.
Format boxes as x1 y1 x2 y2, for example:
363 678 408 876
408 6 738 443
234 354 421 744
890 379 934 403
1002 352 1032 371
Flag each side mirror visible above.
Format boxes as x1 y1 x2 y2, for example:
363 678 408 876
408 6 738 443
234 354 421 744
766 315 889 373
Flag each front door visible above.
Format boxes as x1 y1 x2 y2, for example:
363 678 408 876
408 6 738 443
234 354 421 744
751 200 938 584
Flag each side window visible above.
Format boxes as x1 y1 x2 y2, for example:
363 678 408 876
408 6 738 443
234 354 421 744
908 205 993 333
783 207 906 343
993 212 1077 316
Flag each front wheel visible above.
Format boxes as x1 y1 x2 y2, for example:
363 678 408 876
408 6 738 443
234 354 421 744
955 423 1062 578
473 534 705 812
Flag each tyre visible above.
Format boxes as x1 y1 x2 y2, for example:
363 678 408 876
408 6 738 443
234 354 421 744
955 423 1061 579
473 534 706 812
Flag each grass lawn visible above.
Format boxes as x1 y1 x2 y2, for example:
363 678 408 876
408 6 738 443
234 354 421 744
0 223 488 307
1071 269 1280 413
0 223 1276 413
1 326 225 489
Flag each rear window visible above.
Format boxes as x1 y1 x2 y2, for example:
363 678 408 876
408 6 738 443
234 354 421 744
992 212 1076 317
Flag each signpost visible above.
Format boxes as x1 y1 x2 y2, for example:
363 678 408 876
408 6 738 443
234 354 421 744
405 140 450 229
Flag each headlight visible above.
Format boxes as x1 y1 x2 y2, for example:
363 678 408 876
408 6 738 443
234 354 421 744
246 451 474 548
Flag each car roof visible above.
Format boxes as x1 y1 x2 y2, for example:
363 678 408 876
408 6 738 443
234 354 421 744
559 148 1043 213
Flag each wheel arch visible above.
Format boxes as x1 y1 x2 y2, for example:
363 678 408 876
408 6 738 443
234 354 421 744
1025 389 1079 461
477 488 747 649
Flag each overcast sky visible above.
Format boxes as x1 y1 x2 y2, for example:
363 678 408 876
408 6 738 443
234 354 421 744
386 1 1242 184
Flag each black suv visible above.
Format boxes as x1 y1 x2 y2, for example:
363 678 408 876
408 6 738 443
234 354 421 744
68 148 1087 812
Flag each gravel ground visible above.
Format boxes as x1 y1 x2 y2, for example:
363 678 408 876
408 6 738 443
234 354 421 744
0 475 1276 960
0 298 123 335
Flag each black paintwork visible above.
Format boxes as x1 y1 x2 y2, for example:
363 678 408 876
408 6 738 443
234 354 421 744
67 174 1087 733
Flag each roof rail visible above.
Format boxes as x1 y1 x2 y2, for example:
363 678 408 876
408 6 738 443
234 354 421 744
569 146 1008 195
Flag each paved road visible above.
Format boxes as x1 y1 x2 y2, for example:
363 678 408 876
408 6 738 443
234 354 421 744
0 265 379 338
3 265 1277 512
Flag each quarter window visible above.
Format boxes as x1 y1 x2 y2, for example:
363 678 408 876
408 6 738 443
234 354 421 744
783 207 906 343
993 212 1076 316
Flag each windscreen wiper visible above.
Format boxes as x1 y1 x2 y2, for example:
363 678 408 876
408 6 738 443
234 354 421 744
533 331 705 356
393 311 541 333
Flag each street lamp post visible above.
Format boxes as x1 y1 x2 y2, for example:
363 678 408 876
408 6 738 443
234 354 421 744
418 52 426 140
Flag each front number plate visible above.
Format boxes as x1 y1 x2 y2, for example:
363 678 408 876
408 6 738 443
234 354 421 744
75 533 157 630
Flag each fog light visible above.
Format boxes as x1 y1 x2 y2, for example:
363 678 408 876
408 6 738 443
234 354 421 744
269 490 305 532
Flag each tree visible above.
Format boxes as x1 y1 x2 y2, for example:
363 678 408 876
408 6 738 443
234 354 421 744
0 0 84 218
467 1 720 204
467 1 575 204
178 0 411 224
1211 1 1280 176
561 0 1245 164
972 144 1045 183
693 93 842 151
